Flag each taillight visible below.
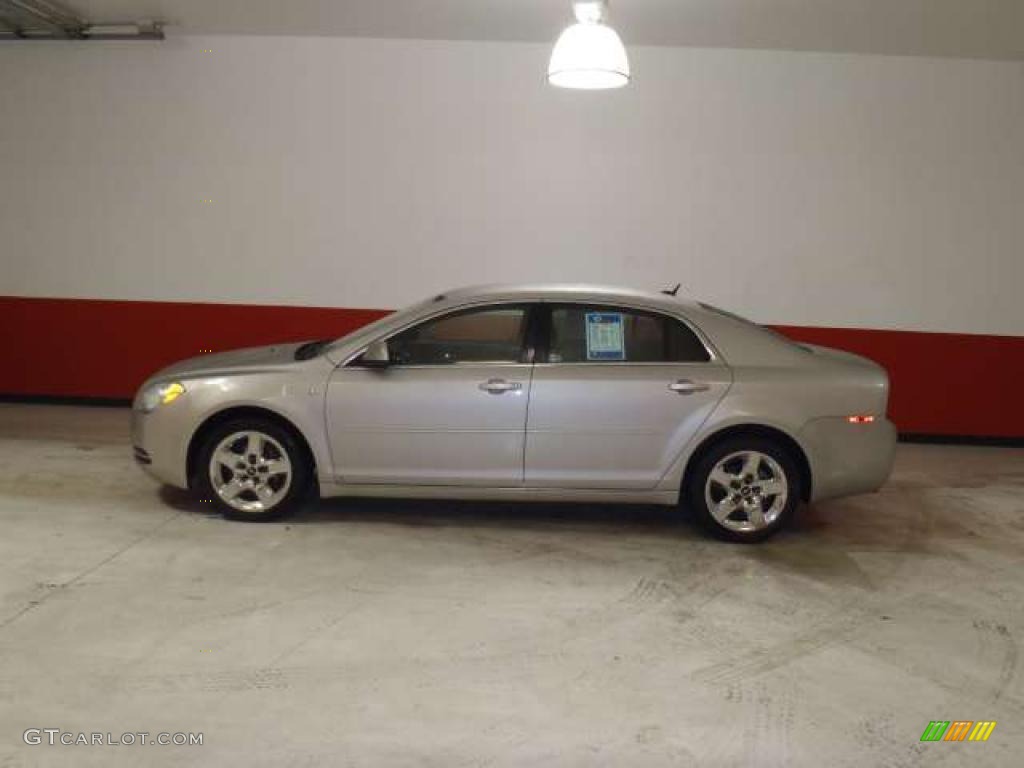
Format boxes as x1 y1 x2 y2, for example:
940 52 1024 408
847 415 875 424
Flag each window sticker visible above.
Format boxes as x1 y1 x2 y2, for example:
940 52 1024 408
585 312 625 360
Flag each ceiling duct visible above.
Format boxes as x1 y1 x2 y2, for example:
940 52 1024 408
0 0 163 40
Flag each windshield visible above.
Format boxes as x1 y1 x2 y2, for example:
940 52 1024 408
322 296 439 362
294 339 331 361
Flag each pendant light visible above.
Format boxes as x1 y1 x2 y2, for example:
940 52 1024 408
547 0 630 90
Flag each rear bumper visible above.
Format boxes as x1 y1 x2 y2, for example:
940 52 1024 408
800 416 897 502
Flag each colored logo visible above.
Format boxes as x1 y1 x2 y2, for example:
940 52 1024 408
920 721 996 742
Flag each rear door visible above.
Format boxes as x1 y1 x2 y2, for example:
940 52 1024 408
524 304 731 489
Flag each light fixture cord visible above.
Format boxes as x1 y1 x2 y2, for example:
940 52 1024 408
573 0 607 25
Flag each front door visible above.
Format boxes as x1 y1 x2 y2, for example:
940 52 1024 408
525 304 731 489
327 304 534 486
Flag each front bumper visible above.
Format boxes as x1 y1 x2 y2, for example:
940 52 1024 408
131 406 192 489
800 416 897 502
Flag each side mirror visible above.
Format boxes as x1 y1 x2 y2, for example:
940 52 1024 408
360 339 391 368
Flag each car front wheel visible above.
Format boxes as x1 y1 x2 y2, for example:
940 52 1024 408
687 436 801 542
195 418 310 521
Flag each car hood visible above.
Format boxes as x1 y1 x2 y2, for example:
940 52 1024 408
152 342 309 381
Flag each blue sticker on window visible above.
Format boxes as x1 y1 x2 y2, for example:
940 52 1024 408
585 312 625 360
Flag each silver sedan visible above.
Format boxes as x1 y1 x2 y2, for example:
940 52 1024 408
132 284 895 541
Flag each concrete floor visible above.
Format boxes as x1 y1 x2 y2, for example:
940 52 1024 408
0 404 1021 767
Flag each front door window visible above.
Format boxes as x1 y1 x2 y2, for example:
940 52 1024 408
388 306 528 366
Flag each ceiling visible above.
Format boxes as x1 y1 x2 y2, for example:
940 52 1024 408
11 0 1024 60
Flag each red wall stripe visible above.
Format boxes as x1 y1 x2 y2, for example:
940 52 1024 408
0 296 389 402
2 296 1021 437
774 324 1024 438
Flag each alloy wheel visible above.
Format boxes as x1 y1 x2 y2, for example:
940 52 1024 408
208 430 292 514
703 450 789 533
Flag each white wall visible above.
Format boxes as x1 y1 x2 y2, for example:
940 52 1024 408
1 35 1022 335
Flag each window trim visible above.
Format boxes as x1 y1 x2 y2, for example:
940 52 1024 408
536 302 716 366
345 302 540 369
341 298 720 369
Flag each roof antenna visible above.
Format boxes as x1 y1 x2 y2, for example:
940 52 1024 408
661 283 681 297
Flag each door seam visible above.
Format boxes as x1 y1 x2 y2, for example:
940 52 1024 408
521 362 536 485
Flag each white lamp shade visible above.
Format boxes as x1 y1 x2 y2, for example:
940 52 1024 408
547 21 630 89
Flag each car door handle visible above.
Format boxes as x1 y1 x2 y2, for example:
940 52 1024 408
668 379 710 395
479 378 523 394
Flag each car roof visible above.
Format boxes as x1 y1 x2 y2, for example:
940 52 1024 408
434 283 701 313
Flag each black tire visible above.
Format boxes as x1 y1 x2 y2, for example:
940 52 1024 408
194 417 311 522
686 436 801 542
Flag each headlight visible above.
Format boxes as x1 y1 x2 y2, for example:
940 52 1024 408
138 381 186 413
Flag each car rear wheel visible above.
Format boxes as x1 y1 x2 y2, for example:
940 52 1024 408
195 418 310 521
686 436 801 542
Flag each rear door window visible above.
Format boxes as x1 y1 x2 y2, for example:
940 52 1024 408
547 306 710 363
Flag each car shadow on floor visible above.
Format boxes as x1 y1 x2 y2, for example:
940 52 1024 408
157 486 900 588
157 484 836 545
318 496 696 535
159 484 711 536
